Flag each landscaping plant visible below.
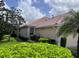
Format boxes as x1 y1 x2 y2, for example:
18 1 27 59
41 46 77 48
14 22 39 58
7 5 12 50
0 43 73 58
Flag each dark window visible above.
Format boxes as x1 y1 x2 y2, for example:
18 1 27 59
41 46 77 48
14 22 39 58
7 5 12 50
60 37 66 47
30 26 35 33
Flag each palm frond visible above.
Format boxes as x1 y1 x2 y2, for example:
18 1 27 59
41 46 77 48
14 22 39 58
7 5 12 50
57 23 75 37
57 10 79 37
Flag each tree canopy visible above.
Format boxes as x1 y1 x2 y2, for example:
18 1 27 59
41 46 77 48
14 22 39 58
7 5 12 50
58 10 79 37
0 7 25 40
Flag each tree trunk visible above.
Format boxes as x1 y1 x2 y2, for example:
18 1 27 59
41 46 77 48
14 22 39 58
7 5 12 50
77 34 79 57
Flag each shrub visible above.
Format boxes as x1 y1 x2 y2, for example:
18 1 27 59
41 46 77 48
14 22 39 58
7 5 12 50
48 39 56 44
31 33 40 41
2 35 10 41
39 38 56 44
2 35 16 42
39 38 49 43
39 38 48 40
0 43 73 58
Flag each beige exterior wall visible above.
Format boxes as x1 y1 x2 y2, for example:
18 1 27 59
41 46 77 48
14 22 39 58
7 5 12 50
36 27 58 39
36 27 78 49
19 27 30 38
19 25 78 49
66 34 78 49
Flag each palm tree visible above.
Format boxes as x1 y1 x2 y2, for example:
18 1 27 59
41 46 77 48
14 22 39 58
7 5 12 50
58 10 79 57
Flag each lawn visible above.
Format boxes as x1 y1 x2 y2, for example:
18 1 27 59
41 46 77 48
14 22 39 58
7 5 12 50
0 36 47 48
39 38 49 40
0 35 18 48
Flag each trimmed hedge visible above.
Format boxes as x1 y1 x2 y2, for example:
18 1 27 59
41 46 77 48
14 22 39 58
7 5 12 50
0 43 73 58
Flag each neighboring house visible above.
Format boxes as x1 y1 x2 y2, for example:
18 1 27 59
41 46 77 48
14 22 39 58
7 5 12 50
19 24 35 40
30 13 78 50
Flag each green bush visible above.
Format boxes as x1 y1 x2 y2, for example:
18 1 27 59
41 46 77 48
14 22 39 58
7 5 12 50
0 43 73 58
2 35 16 42
2 35 10 41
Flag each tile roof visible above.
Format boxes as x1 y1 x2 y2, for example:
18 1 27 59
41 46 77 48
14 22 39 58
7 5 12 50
30 12 70 28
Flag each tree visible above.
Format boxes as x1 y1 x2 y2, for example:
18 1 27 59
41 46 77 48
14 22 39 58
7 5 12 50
58 10 79 57
10 7 26 41
0 0 26 41
0 7 25 41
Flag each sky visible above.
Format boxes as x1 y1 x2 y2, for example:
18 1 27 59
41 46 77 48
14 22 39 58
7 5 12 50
5 0 79 21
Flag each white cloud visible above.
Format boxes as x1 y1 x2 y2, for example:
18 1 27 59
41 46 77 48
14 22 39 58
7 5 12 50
44 0 50 3
44 0 79 16
4 2 10 10
17 0 45 21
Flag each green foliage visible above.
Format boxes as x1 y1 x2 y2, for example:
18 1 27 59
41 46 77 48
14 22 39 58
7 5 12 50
58 10 79 37
0 21 15 34
0 43 73 58
0 34 3 41
2 35 16 42
0 20 16 41
39 38 49 43
2 35 10 41
0 8 25 41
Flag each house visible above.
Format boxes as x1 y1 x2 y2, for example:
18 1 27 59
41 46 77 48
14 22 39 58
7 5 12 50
19 23 35 41
30 13 78 50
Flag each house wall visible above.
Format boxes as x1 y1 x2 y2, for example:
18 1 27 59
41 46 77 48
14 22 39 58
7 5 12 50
19 25 78 49
36 27 58 39
19 27 29 38
66 34 78 49
19 26 35 39
36 27 78 49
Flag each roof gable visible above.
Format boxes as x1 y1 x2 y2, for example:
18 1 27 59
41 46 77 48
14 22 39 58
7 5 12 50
30 12 70 28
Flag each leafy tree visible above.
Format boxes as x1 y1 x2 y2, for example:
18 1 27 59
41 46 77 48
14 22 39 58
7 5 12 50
58 10 79 57
0 7 25 41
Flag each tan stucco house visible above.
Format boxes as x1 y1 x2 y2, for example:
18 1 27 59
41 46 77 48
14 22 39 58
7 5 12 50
30 13 78 50
18 12 78 50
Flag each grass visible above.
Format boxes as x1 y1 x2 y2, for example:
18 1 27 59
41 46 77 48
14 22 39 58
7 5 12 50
0 35 46 48
39 38 49 40
0 41 18 48
0 37 53 48
0 35 18 48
